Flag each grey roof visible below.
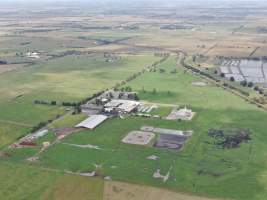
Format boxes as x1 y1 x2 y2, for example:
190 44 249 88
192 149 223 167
75 115 107 129
104 99 140 112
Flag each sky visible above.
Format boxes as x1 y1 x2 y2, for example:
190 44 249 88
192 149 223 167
0 0 265 8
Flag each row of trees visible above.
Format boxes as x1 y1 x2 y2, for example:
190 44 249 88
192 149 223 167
113 55 169 91
182 57 252 97
120 86 132 92
34 100 57 105
240 81 265 95
27 55 170 137
215 71 260 96
30 114 61 133
141 87 171 95
34 100 80 107
225 76 265 95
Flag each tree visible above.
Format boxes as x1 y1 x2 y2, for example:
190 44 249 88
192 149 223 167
152 88 157 94
248 82 254 88
240 80 247 87
109 92 114 99
159 69 165 73
170 69 177 74
259 89 264 94
142 86 146 93
95 99 102 106
254 86 259 91
125 86 132 92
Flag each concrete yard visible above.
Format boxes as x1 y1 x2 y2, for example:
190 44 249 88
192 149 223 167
122 131 155 145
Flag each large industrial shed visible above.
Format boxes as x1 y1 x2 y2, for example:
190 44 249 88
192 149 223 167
104 99 140 113
75 115 108 129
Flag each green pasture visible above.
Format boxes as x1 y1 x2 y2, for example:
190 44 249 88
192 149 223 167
0 53 158 147
0 122 29 149
2 51 267 200
16 55 267 200
48 113 87 129
127 56 259 110
0 162 103 200
34 105 267 200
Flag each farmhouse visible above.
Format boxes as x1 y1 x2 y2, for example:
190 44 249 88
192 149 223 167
27 52 40 59
104 99 140 114
75 115 107 129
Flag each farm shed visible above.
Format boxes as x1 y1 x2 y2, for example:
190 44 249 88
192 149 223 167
75 115 107 129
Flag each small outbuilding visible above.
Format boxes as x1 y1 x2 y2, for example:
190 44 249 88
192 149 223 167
166 106 195 121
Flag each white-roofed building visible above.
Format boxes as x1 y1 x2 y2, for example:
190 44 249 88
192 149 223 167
27 52 40 59
75 115 108 129
104 99 140 114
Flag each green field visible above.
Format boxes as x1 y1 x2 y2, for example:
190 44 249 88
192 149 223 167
1 3 267 199
3 56 267 199
0 53 158 148
0 122 30 149
48 113 88 129
0 162 103 200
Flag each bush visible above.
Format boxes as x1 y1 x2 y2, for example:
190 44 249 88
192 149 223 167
230 77 235 82
240 80 247 87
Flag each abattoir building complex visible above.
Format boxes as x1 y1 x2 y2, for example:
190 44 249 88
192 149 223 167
104 99 140 114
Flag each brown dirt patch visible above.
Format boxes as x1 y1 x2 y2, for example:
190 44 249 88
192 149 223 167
0 64 24 74
104 181 222 200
